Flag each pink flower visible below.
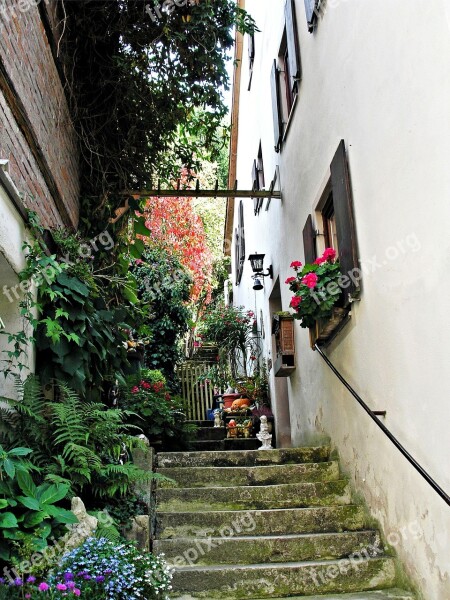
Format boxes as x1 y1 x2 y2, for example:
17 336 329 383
131 386 140 394
38 582 50 591
193 341 200 347
25 595 31 599
135 259 144 265
290 296 302 309
73 589 81 596
290 260 303 270
302 272 319 289
285 276 296 284
57 584 67 591
314 256 326 265
322 247 337 261
141 381 151 389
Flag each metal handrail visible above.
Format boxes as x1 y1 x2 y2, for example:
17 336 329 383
314 343 450 507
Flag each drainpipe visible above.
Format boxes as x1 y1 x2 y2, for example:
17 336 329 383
224 278 232 306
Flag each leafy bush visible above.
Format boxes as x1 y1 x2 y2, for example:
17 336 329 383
121 370 195 450
132 248 193 386
0 378 150 501
285 249 342 328
0 447 77 566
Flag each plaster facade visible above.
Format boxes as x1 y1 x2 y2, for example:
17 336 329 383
228 1 450 598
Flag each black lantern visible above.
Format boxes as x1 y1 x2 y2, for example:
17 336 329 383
248 253 266 273
248 253 273 291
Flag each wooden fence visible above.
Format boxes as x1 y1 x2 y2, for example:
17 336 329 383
178 362 215 421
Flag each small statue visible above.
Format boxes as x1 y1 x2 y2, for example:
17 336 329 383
227 419 238 438
256 415 273 450
213 409 223 428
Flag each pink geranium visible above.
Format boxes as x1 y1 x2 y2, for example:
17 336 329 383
302 272 319 289
290 296 302 309
285 276 296 284
290 260 303 270
322 247 337 261
314 256 326 265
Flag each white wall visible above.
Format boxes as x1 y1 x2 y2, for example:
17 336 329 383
0 181 34 398
231 1 450 598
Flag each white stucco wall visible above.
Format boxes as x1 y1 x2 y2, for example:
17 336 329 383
0 177 34 398
231 1 450 598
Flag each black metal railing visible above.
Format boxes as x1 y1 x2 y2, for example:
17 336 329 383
314 343 450 507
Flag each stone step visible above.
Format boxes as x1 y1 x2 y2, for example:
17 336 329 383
233 590 416 600
154 530 381 567
157 461 340 488
186 420 213 428
194 427 227 441
156 480 351 512
156 505 368 539
157 446 331 468
169 556 397 598
189 439 261 451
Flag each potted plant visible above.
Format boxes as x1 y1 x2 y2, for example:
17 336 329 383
285 248 348 347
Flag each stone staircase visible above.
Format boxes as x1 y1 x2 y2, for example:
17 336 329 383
188 419 260 452
153 421 415 599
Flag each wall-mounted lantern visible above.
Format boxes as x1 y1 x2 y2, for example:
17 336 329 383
248 253 273 291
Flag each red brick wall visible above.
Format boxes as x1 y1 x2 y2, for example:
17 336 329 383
0 0 79 229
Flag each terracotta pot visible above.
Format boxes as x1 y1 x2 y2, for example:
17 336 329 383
222 393 244 409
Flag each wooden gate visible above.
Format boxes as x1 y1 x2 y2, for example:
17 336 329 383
179 362 215 421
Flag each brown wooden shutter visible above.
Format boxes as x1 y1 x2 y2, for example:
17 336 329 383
235 201 245 285
271 60 283 152
302 214 317 264
304 0 318 32
248 34 255 62
330 140 360 306
285 0 302 89
252 160 259 215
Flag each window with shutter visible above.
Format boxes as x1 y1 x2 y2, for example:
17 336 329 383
248 34 255 91
271 1 302 152
252 142 265 215
235 201 245 285
330 140 360 306
271 60 283 152
304 0 319 32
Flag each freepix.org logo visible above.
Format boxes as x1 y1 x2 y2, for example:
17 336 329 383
145 0 200 23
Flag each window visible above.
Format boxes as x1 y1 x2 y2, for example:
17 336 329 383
271 0 302 152
248 34 255 91
303 140 360 306
322 192 339 258
235 201 245 285
252 142 265 215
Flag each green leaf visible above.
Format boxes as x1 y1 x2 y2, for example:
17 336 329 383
17 496 41 511
45 505 78 524
38 484 69 506
17 470 38 498
23 511 46 528
0 512 18 528
3 458 15 479
7 447 33 457
0 499 8 510
56 273 90 297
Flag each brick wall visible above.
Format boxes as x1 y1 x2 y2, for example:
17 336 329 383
0 0 79 229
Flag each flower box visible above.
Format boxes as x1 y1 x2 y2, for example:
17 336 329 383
309 307 349 348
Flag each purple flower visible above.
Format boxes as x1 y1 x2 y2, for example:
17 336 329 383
67 581 76 590
104 569 112 575
0 578 5 584
38 582 50 591
83 574 91 580
14 578 23 586
27 576 36 584
95 575 105 582
64 572 74 581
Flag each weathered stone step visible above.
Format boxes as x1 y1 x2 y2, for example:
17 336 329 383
194 427 227 441
156 480 351 512
158 461 340 488
156 505 368 539
170 557 397 598
247 590 416 600
157 446 330 468
189 439 261 451
154 530 381 566
186 420 213 428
